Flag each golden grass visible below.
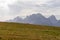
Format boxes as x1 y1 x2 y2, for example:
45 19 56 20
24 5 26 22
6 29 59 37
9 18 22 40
0 22 59 40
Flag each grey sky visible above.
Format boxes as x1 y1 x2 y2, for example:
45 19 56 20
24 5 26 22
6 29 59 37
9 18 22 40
0 0 60 21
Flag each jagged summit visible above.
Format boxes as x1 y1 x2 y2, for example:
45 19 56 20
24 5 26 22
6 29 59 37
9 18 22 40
7 13 60 26
48 15 57 24
48 15 57 20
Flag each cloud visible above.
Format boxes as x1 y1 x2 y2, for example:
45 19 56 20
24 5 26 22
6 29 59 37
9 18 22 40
47 0 60 8
7 0 60 20
8 1 22 15
8 0 51 16
38 0 60 19
8 1 40 17
0 0 60 21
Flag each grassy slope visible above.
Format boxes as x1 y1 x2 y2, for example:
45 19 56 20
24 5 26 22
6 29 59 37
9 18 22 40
0 22 59 40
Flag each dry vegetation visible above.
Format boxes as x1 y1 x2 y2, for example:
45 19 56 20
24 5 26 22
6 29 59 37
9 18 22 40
0 22 59 40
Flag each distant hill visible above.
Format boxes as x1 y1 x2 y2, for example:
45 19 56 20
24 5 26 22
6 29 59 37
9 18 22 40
7 13 60 26
0 22 60 40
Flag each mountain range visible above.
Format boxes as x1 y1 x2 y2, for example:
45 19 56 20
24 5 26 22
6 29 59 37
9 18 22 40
7 13 60 26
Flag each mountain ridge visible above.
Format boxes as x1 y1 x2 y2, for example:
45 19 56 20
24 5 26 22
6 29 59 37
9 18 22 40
7 13 60 26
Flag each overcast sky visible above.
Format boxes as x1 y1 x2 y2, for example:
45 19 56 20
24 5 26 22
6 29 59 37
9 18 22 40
0 0 60 21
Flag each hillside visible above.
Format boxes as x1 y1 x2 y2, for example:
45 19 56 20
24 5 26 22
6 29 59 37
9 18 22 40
0 22 60 40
